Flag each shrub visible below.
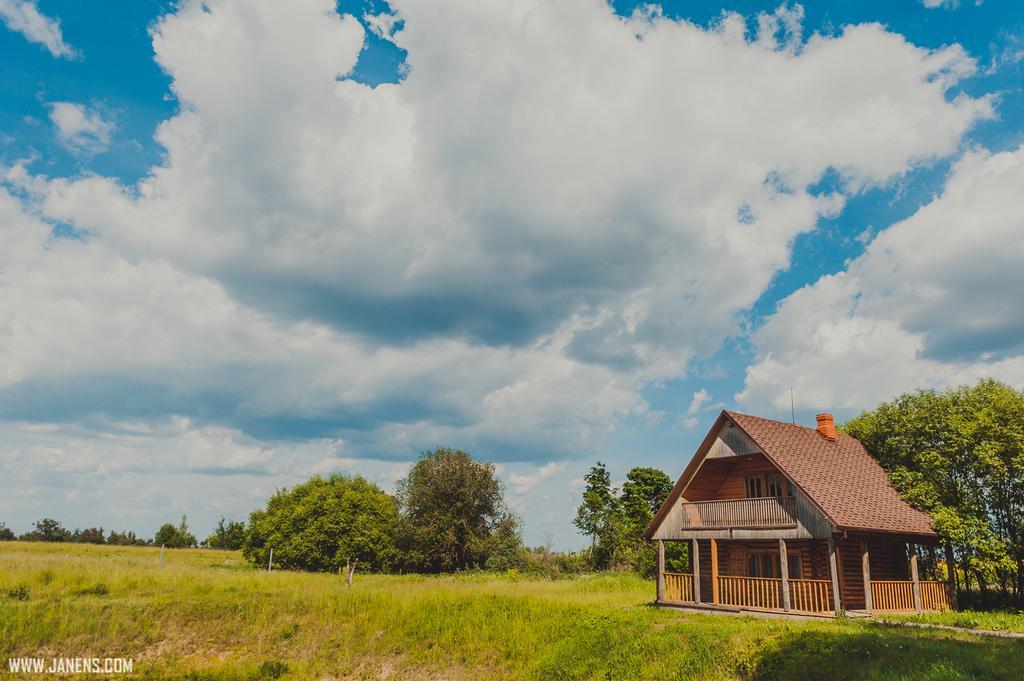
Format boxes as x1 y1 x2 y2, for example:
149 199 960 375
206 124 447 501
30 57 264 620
244 475 398 573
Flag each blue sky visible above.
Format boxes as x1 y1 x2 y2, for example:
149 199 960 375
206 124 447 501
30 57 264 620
1 0 1023 548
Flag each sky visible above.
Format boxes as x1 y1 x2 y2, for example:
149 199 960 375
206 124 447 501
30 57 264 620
1 0 1022 549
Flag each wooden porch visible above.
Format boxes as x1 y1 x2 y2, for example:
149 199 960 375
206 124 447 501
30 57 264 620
656 536 953 617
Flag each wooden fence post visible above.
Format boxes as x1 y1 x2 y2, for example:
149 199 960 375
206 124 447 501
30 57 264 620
710 539 719 605
861 541 872 614
692 539 702 604
657 540 665 603
268 547 274 573
779 538 791 611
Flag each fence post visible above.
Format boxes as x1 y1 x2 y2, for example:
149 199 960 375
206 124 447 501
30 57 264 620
159 544 165 568
268 547 274 573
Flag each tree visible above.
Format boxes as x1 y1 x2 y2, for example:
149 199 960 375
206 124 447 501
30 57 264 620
71 527 106 544
0 523 15 541
19 518 71 542
846 379 1024 604
396 447 517 572
107 530 149 546
619 467 679 574
154 516 197 548
573 462 624 569
203 517 246 550
244 475 399 575
620 467 673 534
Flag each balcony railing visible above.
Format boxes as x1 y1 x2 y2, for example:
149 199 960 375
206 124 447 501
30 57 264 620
678 496 797 529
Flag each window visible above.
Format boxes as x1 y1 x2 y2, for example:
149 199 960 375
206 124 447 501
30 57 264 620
747 473 794 499
747 552 778 578
746 476 764 498
746 550 803 579
787 550 803 579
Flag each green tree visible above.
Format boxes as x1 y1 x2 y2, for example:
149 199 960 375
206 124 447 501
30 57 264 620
620 467 673 534
619 467 680 574
244 475 399 575
154 516 197 548
846 379 1024 603
0 523 15 541
396 447 516 572
19 518 71 542
107 530 148 546
203 517 246 550
71 527 106 544
574 462 625 569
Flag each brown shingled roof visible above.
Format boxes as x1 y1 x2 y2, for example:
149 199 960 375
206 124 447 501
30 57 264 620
645 411 935 539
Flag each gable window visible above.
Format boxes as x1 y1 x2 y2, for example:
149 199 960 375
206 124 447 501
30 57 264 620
745 476 763 498
746 473 795 499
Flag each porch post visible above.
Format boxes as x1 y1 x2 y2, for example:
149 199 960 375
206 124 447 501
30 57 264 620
909 544 922 612
779 538 791 611
710 538 719 605
827 535 842 615
657 539 665 603
861 541 873 614
944 543 959 610
692 539 701 604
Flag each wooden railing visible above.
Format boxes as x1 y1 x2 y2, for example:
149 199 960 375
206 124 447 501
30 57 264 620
718 575 782 610
920 581 952 611
789 579 832 613
871 580 916 611
679 497 797 529
664 572 695 603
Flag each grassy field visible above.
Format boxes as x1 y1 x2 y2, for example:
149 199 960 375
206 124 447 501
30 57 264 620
2 542 1024 680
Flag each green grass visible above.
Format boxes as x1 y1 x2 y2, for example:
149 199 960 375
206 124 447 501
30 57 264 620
2 542 1023 679
884 609 1024 634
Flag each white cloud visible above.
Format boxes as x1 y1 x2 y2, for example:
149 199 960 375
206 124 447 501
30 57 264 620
508 461 569 494
48 102 113 155
0 0 77 58
686 389 710 415
0 0 994 476
739 145 1024 414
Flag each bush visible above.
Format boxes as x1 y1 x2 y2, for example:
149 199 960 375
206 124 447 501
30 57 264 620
7 586 29 601
0 523 15 541
154 516 198 548
203 518 246 550
244 475 398 573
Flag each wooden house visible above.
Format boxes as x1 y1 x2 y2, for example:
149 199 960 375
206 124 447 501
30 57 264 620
644 411 954 616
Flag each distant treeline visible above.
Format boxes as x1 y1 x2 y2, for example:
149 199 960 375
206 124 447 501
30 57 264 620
0 447 628 578
0 515 239 549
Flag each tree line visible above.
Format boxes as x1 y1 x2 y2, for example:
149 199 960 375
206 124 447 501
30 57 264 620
5 378 1020 601
1 447 564 576
0 515 243 550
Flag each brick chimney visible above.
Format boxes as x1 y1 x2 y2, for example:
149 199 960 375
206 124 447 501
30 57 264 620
816 413 836 441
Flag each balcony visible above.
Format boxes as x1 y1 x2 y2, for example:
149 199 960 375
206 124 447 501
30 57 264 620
678 496 797 529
